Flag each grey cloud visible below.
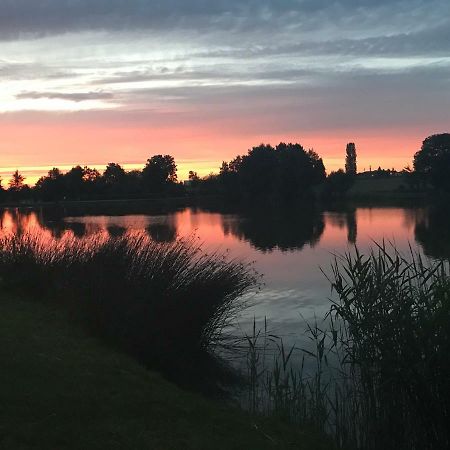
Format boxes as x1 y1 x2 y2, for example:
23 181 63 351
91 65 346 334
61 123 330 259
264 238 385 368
0 61 79 81
0 0 447 40
197 25 450 59
92 67 317 86
2 64 439 133
16 90 114 102
103 65 450 132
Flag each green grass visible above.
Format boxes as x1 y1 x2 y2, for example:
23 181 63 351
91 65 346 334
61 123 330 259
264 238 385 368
0 295 328 450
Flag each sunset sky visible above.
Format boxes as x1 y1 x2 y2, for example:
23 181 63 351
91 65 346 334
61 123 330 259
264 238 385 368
1 0 449 184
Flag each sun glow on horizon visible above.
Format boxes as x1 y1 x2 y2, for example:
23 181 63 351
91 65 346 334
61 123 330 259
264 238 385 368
0 1 448 182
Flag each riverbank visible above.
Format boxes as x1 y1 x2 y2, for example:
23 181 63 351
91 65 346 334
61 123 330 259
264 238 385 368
0 295 329 450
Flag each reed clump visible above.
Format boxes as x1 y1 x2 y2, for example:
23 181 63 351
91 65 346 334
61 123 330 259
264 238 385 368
0 232 257 379
245 244 450 450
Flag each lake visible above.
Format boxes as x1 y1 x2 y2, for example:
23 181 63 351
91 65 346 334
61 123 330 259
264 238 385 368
1 202 449 345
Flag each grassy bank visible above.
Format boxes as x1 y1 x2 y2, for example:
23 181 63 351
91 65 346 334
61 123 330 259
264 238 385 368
0 295 330 450
0 232 256 385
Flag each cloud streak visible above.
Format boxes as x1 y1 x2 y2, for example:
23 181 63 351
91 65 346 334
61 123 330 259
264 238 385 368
16 91 114 102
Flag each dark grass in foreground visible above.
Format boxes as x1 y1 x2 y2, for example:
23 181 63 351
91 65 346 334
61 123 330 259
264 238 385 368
244 244 450 450
0 295 331 450
0 232 257 385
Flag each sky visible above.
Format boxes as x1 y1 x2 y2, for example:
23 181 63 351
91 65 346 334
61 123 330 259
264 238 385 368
0 0 449 184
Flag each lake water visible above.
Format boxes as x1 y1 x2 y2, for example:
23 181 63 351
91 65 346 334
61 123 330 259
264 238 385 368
1 203 449 344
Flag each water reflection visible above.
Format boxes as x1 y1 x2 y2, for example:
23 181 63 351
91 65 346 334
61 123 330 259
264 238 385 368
323 206 357 244
35 208 71 239
146 218 177 243
106 225 127 238
2 205 448 258
222 207 325 252
0 208 38 235
1 203 448 342
415 204 450 260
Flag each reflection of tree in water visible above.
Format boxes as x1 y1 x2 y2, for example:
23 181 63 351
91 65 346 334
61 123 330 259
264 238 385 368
34 208 67 239
65 222 87 238
222 207 325 252
146 219 177 243
415 205 450 260
106 225 127 238
324 207 357 244
0 209 36 235
345 210 357 244
35 208 100 239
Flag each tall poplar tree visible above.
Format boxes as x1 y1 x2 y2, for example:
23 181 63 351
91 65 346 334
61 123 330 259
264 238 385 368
345 143 357 175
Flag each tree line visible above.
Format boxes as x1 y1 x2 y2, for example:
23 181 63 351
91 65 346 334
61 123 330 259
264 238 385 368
1 133 449 203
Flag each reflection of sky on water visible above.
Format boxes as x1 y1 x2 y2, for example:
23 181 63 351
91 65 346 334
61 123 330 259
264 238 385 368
1 204 448 349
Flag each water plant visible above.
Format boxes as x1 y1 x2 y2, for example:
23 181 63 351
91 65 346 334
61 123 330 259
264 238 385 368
244 243 450 450
0 231 257 383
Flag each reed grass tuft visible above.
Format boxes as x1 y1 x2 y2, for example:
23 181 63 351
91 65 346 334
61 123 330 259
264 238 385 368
0 231 257 382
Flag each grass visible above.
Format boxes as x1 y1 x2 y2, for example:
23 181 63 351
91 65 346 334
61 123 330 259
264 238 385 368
243 243 450 450
0 232 257 385
0 294 330 450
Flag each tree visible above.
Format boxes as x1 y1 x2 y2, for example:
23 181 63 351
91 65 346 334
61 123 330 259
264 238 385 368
142 155 177 192
323 169 354 198
345 142 357 175
82 166 101 183
8 170 25 191
188 171 200 181
219 143 326 201
103 163 126 185
414 133 450 191
35 168 65 201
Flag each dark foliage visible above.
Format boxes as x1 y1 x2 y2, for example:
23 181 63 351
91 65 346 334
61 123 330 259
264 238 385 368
328 246 450 449
414 133 450 191
31 157 183 202
142 155 178 193
321 169 354 198
218 143 326 202
345 143 357 175
0 233 257 381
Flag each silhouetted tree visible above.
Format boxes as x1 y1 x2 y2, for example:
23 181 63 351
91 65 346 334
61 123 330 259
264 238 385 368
188 171 200 181
64 166 84 199
142 155 177 193
8 170 25 191
35 168 65 201
414 133 450 191
82 166 101 183
219 143 326 202
345 142 357 175
0 177 4 202
322 169 354 198
103 163 126 185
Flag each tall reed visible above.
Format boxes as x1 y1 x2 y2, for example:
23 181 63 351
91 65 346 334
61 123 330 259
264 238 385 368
0 232 257 380
244 244 450 450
